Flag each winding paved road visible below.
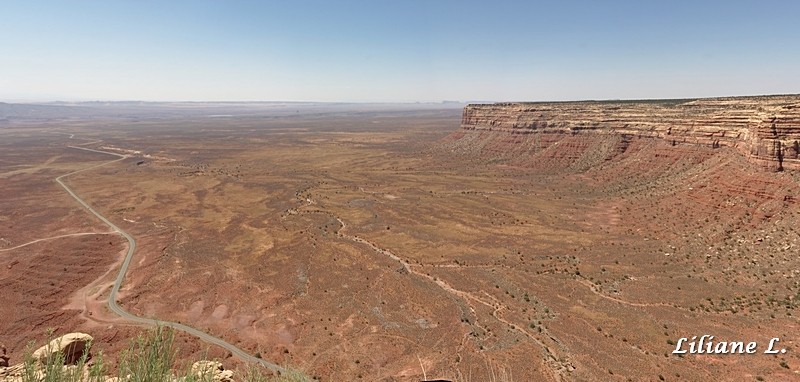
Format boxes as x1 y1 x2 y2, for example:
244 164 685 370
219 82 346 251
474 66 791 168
56 145 285 374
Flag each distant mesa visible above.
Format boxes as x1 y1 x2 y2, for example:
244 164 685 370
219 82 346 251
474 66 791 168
457 95 800 171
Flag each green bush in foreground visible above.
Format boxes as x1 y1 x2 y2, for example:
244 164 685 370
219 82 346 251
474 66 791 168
118 326 175 382
20 332 104 382
20 327 311 382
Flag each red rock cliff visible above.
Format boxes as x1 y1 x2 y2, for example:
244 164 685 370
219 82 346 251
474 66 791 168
460 95 800 171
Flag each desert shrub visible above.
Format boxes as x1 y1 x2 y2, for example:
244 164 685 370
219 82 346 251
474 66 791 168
19 326 311 382
20 330 98 382
118 326 175 382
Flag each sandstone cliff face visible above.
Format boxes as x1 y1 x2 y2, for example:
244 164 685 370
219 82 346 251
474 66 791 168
460 95 800 171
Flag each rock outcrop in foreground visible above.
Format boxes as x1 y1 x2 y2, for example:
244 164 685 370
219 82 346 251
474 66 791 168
0 333 234 382
460 95 800 171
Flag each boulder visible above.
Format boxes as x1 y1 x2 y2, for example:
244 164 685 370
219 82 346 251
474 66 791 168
31 333 92 364
0 363 25 382
190 360 234 382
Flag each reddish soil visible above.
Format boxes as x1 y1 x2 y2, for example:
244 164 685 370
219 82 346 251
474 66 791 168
2 107 799 381
0 133 249 370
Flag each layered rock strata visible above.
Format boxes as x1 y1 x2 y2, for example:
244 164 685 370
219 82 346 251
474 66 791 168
461 95 800 171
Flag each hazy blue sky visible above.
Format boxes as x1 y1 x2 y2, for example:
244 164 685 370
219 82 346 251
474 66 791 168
2 1 798 102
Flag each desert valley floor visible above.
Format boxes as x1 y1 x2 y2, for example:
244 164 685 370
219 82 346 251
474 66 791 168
2 104 800 381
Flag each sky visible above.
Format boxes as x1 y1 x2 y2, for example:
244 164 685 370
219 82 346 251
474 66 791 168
1 1 798 103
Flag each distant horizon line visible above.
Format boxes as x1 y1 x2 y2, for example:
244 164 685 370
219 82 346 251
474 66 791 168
2 92 798 106
0 99 471 106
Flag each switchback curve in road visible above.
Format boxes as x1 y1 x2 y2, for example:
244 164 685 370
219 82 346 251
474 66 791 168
56 145 285 374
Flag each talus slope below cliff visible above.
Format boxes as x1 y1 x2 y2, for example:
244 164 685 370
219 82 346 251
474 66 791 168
457 95 800 171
